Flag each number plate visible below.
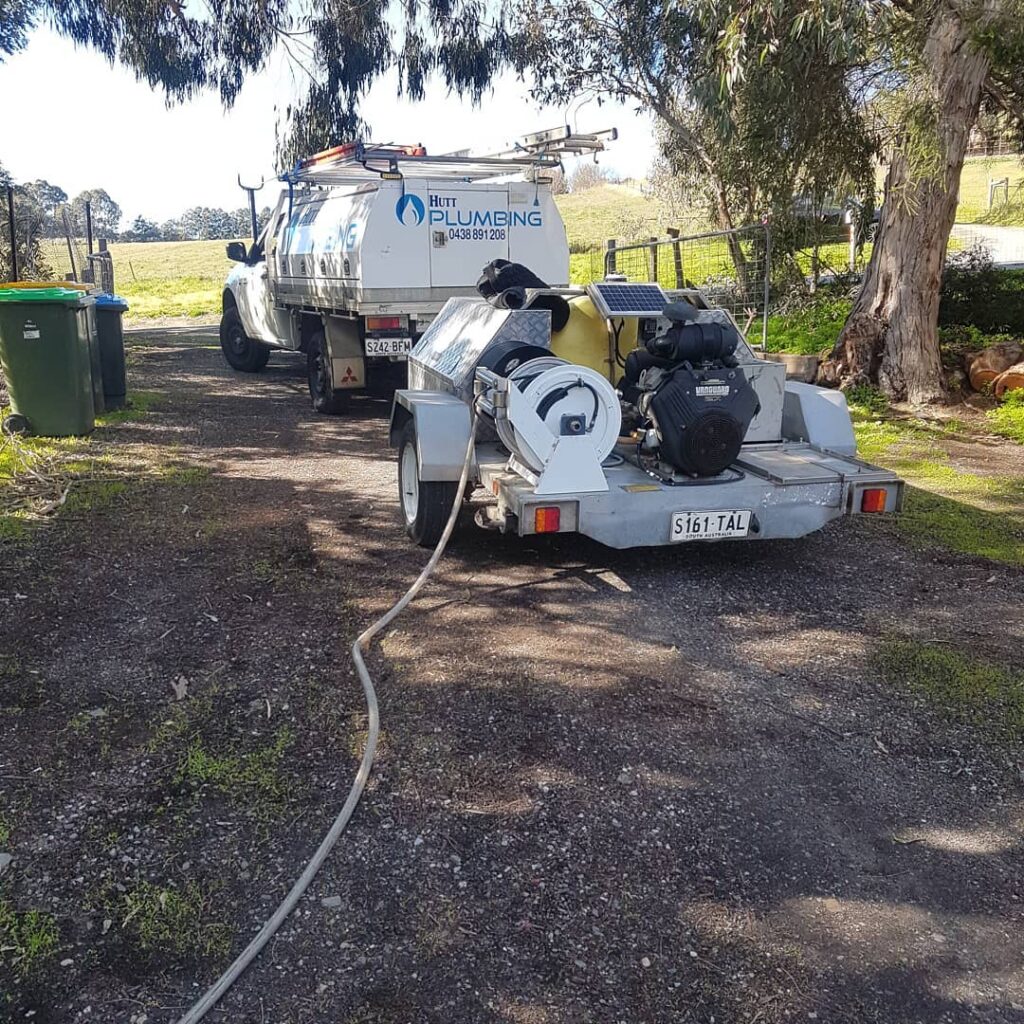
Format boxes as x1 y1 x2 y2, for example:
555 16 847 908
671 509 751 542
364 337 412 357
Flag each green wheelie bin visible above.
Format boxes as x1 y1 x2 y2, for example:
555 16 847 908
0 286 97 436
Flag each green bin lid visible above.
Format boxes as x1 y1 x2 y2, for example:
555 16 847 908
0 286 87 305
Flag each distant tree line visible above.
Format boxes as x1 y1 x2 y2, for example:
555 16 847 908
122 205 274 243
1 163 273 252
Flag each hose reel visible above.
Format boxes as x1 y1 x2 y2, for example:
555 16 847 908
490 357 621 494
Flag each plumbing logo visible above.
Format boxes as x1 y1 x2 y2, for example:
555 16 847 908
395 194 425 227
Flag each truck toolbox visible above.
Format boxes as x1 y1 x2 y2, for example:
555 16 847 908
221 129 615 415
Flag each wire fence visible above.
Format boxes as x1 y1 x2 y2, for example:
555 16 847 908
1 189 114 290
574 221 869 347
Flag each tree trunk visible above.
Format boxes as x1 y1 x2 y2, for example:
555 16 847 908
820 4 991 404
712 179 753 301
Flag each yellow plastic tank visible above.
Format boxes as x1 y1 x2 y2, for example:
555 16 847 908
550 295 638 383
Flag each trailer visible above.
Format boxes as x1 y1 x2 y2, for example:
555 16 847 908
389 276 903 549
220 128 615 412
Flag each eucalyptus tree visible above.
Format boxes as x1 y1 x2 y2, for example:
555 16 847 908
694 0 1024 402
515 0 876 295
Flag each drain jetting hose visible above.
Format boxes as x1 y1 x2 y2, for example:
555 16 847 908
176 404 480 1024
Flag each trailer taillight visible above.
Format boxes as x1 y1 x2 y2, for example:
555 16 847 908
367 316 402 331
535 507 561 533
861 488 888 513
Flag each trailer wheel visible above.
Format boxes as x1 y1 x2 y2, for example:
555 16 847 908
397 420 459 547
307 331 350 415
220 308 270 372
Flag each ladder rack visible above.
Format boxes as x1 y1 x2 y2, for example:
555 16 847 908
282 126 617 186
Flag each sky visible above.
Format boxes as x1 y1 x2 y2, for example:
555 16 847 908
0 27 656 228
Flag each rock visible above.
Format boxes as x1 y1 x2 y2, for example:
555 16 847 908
764 352 821 383
321 895 343 908
0 852 11 876
616 770 632 785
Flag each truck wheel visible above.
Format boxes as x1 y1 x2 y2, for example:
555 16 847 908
307 331 350 415
220 308 270 372
397 420 459 547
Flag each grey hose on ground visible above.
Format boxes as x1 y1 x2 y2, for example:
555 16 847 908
176 406 479 1024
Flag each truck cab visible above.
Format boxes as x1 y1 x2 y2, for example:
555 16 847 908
220 131 613 413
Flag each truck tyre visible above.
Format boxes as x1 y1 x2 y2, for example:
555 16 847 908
397 420 459 547
220 308 270 372
307 331 350 415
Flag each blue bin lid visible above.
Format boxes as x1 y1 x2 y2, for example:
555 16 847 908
95 292 129 311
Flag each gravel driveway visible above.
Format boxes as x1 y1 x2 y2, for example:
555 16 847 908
1 326 1022 1024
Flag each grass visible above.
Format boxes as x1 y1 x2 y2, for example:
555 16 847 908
107 240 231 320
847 389 1024 566
0 426 90 540
176 728 295 815
875 637 1024 743
95 390 161 425
0 394 210 541
988 390 1024 443
0 811 9 844
0 899 60 980
957 155 1024 224
110 880 232 960
557 183 669 252
766 296 852 354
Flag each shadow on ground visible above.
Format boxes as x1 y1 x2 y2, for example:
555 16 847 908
1 327 1022 1024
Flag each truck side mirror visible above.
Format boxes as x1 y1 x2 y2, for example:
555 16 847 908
226 241 248 263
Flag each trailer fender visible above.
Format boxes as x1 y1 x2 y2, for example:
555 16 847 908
390 391 473 481
781 381 857 456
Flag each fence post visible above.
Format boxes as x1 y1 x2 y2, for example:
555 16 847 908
647 236 658 283
6 186 17 282
762 223 771 351
666 227 684 288
848 220 857 274
85 200 94 255
604 238 617 277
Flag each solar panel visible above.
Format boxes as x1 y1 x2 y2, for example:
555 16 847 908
587 282 668 319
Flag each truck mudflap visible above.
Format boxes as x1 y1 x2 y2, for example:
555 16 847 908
478 441 903 550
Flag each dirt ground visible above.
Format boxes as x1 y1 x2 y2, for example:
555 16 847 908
1 326 1023 1024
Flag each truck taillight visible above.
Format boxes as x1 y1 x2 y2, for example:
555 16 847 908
535 507 561 533
861 488 888 513
367 316 402 331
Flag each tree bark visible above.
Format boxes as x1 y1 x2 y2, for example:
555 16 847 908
820 4 992 404
711 178 753 300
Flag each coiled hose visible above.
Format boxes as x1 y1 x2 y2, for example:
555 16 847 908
176 406 479 1024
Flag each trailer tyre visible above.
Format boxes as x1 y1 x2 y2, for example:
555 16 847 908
220 308 270 372
397 420 459 547
307 331 350 415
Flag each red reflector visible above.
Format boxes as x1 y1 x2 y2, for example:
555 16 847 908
535 506 561 533
366 315 402 331
861 488 888 513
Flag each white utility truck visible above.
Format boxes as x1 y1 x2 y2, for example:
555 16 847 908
221 129 614 412
390 279 904 549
